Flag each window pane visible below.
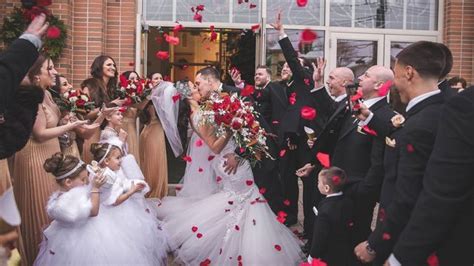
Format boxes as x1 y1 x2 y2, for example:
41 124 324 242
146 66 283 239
336 39 377 78
144 0 173 21
176 0 230 23
331 0 438 30
233 1 260 23
266 0 325 26
266 29 325 80
390 41 412 69
406 0 438 30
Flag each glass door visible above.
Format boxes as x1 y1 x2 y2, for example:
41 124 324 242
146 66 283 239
384 35 437 69
329 32 384 79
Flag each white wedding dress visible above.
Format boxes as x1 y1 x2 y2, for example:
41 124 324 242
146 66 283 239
156 138 304 265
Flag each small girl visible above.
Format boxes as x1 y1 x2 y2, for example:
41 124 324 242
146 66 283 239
89 142 168 265
34 152 109 265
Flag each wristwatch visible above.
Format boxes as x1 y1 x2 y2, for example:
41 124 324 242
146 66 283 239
365 242 376 256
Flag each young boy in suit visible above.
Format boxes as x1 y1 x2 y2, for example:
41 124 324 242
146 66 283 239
309 167 354 265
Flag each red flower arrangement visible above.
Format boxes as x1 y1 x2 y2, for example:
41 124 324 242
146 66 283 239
200 92 272 165
113 75 153 107
52 88 95 115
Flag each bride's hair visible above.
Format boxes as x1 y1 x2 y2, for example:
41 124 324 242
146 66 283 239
177 79 192 155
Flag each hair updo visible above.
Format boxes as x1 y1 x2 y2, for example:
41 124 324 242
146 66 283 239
90 143 121 163
43 152 85 182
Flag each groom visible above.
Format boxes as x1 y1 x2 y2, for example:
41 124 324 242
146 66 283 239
194 66 240 174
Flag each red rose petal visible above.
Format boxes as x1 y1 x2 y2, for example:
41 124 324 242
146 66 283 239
246 180 253 186
197 233 203 238
235 225 240 231
199 259 211 266
300 29 317 44
196 4 205 11
296 0 308 7
332 175 341 185
427 253 439 266
173 23 184 34
348 221 354 227
362 125 378 136
274 244 282 251
155 50 169 60
238 255 242 261
251 24 260 32
216 176 222 182
407 143 415 153
378 208 386 222
277 216 286 223
283 199 290 206
192 226 198 232
350 89 363 102
228 201 234 205
279 149 287 157
172 93 181 103
208 155 215 161
289 92 296 105
46 26 61 39
378 80 393 97
195 139 204 147
182 155 192 162
164 33 180 46
277 210 288 218
193 13 203 23
249 3 257 8
252 219 256 225
382 233 391 240
304 78 310 85
301 106 317 120
316 152 331 168
37 0 52 7
198 167 203 172
259 187 267 194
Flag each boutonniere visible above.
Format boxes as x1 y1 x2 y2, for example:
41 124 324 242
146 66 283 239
385 137 396 148
391 114 405 128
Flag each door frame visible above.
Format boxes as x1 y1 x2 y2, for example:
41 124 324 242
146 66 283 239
383 34 438 68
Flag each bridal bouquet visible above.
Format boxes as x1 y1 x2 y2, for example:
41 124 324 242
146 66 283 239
200 92 272 165
114 75 153 106
54 89 95 115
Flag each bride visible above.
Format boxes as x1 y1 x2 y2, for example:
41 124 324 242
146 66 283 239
155 77 304 265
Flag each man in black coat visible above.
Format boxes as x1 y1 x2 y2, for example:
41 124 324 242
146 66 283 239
436 42 457 100
388 87 474 266
299 65 396 254
354 41 448 265
0 14 48 159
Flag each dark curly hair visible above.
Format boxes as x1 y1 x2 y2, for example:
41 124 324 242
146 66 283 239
82 55 118 106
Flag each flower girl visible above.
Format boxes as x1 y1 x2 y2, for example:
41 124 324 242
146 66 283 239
89 141 168 265
34 152 113 265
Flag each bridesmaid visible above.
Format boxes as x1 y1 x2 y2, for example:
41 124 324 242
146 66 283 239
139 72 167 198
120 70 141 165
81 55 125 163
50 75 105 158
13 55 87 265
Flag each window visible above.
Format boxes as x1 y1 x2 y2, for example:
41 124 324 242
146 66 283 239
266 29 325 80
266 0 325 26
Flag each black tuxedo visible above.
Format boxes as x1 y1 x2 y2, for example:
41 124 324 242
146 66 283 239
438 79 457 100
368 92 445 264
393 88 474 266
310 194 355 265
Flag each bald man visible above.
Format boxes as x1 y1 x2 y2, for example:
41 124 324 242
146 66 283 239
300 65 397 259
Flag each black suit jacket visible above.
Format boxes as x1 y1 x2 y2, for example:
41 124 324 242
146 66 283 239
277 36 315 144
438 79 457 100
0 38 39 106
368 92 445 263
310 194 355 266
393 89 474 266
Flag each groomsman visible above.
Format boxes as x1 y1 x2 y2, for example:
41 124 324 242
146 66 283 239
270 12 330 238
436 42 457 99
388 87 474 266
299 65 396 254
354 41 448 265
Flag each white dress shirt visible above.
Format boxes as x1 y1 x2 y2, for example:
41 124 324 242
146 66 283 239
405 89 440 112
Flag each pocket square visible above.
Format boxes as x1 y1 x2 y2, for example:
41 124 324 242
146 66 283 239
385 137 396 147
313 206 318 216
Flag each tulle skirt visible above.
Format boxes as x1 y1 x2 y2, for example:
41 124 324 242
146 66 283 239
157 182 304 265
34 196 168 266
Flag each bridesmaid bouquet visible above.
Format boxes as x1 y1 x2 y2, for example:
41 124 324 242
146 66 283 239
55 89 95 115
200 92 272 165
114 75 153 106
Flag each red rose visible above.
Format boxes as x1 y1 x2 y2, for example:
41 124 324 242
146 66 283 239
231 118 243 130
75 99 85 107
119 74 128 88
46 26 61 39
241 85 255 97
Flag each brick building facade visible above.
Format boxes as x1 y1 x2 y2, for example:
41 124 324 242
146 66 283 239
0 0 472 87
